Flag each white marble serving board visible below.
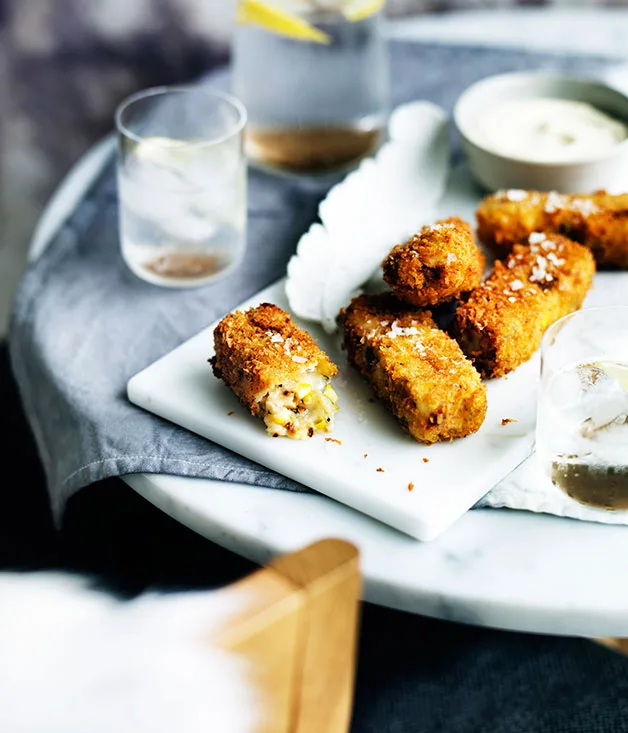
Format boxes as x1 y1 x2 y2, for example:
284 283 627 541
128 280 538 541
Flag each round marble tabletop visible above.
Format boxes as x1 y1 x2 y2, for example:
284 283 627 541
30 9 628 638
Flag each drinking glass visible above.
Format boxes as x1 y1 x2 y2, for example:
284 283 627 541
116 87 247 287
233 0 389 175
536 307 628 509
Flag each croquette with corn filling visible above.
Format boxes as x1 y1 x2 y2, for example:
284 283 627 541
211 303 338 439
477 189 628 268
452 232 595 379
382 217 485 306
340 293 487 444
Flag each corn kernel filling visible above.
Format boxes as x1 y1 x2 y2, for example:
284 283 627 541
261 371 338 439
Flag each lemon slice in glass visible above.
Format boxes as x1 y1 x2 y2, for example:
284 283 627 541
134 137 192 167
237 0 331 43
135 136 187 157
341 0 385 21
593 360 628 392
135 137 188 154
237 0 385 43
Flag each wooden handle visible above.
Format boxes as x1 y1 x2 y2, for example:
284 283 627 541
218 568 304 733
214 539 361 733
271 539 361 733
596 637 628 654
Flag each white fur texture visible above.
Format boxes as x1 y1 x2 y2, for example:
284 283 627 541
0 573 258 733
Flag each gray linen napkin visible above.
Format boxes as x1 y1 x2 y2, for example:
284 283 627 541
9 41 618 522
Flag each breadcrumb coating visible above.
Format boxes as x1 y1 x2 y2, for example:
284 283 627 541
340 293 487 444
211 303 338 438
452 233 595 378
477 189 628 267
382 217 485 306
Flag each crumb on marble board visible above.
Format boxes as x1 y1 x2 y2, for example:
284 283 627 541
376 467 385 473
408 482 415 492
363 453 368 458
501 418 517 426
227 411 235 416
422 457 429 463
325 437 342 445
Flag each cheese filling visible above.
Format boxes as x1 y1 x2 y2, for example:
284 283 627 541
261 371 338 439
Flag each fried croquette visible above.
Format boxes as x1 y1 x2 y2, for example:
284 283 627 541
382 217 485 306
340 294 487 444
477 189 628 267
211 303 338 439
452 233 595 379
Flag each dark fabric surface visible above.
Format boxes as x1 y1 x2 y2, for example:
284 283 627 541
8 40 622 522
3 340 628 732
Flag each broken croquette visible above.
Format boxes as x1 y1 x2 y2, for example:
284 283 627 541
211 303 338 439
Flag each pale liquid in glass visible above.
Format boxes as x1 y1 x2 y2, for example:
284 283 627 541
233 11 388 174
537 361 628 508
118 143 246 287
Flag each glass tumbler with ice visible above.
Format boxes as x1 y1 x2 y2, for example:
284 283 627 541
536 307 628 509
116 87 247 287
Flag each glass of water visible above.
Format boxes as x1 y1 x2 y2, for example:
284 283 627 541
536 307 628 509
233 0 389 176
116 86 247 288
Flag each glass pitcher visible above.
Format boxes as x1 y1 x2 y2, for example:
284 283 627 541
233 0 389 176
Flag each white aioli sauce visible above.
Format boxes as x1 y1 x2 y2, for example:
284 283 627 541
471 98 627 163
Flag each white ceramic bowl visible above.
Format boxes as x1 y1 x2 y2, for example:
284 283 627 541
454 72 628 193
